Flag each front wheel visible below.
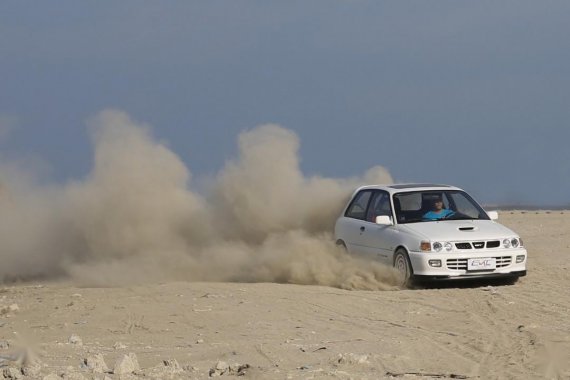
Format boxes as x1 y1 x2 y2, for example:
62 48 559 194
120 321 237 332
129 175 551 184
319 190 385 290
394 248 413 287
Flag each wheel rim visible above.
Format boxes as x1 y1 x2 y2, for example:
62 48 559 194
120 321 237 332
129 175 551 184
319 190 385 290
395 253 408 282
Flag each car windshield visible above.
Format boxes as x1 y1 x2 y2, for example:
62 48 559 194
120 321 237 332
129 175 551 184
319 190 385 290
393 190 490 224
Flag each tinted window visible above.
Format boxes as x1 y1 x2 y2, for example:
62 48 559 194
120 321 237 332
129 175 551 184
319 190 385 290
449 192 481 218
345 190 372 220
397 192 421 211
366 191 392 222
393 190 488 223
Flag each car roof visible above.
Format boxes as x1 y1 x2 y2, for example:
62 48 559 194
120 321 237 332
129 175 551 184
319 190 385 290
354 183 463 195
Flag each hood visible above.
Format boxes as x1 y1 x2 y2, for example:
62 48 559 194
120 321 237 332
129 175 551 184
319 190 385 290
400 220 518 242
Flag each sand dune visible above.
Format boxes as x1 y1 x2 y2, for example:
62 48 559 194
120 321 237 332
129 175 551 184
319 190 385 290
1 211 569 379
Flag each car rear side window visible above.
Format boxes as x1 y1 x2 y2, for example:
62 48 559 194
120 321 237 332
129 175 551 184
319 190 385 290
345 190 372 220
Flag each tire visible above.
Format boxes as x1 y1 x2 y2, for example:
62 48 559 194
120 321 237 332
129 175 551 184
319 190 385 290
393 248 413 287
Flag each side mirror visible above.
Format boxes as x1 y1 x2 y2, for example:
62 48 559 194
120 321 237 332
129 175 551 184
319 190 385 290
375 215 393 225
487 211 499 220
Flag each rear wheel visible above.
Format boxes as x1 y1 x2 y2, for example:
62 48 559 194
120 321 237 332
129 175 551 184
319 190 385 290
394 248 413 287
336 240 347 252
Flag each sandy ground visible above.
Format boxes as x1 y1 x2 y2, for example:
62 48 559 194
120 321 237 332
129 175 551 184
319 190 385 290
1 212 569 379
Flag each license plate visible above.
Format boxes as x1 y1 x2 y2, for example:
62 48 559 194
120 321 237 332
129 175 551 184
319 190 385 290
467 258 496 270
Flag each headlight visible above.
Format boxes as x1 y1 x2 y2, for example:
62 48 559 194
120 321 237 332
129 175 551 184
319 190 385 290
502 238 511 248
444 242 453 251
519 238 524 247
433 242 443 252
511 238 519 248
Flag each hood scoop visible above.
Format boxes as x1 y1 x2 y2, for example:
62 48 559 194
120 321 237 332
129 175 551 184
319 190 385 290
458 226 477 231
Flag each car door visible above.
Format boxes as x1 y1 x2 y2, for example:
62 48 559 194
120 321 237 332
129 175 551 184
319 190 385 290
362 191 397 264
336 189 374 257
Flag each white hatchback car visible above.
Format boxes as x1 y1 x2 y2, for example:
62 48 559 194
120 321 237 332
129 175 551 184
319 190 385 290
335 184 527 284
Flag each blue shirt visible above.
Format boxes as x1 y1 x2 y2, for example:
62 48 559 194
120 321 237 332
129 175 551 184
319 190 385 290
423 209 455 220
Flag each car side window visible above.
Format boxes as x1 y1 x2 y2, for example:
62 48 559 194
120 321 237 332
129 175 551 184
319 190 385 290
345 190 373 220
366 191 392 222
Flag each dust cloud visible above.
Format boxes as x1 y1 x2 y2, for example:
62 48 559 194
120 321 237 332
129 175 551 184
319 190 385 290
0 110 399 290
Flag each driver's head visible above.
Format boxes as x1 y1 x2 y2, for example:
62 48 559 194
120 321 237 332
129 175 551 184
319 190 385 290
432 196 444 211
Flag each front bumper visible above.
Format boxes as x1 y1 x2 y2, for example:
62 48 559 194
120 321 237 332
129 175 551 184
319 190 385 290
414 270 526 282
408 247 527 279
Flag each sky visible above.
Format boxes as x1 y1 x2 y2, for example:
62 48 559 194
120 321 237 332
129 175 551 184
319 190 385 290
1 1 569 206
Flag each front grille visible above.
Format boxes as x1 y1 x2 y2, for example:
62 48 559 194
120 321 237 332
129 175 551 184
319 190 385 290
495 256 511 267
446 256 512 270
447 258 468 270
455 240 501 250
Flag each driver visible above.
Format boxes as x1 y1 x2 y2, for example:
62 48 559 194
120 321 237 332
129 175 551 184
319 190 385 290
423 195 455 220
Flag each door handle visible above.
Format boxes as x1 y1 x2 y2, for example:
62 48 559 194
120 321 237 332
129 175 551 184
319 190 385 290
360 226 365 232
